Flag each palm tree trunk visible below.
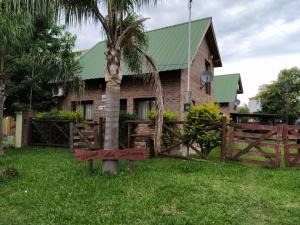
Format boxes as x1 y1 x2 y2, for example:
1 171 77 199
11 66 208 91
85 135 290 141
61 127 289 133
0 48 5 156
102 48 121 174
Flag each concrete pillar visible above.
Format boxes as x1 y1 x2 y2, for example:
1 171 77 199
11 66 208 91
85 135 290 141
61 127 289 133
15 112 22 148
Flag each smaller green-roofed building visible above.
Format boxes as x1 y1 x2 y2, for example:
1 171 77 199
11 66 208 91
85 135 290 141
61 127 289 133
214 74 243 114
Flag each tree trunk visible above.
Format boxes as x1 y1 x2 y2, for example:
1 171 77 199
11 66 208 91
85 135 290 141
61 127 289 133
102 48 121 174
0 48 5 156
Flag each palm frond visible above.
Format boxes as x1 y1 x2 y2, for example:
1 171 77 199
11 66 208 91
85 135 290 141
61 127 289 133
120 13 148 74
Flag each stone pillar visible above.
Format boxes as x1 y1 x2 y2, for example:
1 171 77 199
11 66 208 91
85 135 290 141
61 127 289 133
15 112 22 148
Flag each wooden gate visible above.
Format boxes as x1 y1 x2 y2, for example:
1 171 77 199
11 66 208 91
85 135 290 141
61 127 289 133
29 119 70 148
283 125 300 167
127 118 226 160
227 123 282 168
72 119 104 151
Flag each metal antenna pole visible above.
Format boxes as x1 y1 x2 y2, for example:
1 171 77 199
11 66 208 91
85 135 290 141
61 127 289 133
184 0 192 111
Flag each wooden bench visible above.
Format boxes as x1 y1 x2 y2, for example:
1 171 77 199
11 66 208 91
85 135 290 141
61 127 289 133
74 148 148 173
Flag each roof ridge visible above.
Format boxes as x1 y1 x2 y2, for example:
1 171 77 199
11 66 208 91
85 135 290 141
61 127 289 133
146 17 212 33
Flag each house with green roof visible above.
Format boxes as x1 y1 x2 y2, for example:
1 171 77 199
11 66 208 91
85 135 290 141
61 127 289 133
59 17 222 120
214 74 243 114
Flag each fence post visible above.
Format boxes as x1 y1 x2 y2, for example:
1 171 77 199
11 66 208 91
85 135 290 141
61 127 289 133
128 122 133 172
27 117 32 146
228 122 234 159
275 124 283 168
220 117 227 163
99 117 104 149
69 122 74 152
94 121 99 149
283 124 289 167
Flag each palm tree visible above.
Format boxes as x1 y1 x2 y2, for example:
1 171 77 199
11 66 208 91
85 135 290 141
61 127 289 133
58 0 164 173
3 0 164 172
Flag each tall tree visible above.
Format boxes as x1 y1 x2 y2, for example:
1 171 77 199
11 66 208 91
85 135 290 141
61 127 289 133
1 1 81 155
0 4 33 155
258 67 300 124
237 104 250 114
5 18 81 115
59 0 164 174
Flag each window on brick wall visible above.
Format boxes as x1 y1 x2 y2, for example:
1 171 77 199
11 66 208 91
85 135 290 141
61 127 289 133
120 99 127 112
72 101 93 120
205 60 212 95
134 98 155 120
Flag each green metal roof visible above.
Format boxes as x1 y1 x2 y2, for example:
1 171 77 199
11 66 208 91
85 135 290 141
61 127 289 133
214 74 243 103
78 17 221 80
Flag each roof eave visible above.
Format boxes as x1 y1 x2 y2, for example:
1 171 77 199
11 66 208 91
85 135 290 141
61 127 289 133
207 22 222 67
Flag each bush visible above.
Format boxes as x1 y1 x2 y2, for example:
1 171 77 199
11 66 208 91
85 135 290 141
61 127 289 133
184 102 222 157
36 110 84 122
149 110 181 148
0 167 18 182
119 112 138 149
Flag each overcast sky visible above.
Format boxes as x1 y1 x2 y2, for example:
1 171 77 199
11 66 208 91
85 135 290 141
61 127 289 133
67 0 300 104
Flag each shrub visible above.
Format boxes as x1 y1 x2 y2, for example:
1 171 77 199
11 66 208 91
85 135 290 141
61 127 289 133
149 110 181 148
184 102 222 157
0 167 18 182
119 112 138 149
36 110 84 122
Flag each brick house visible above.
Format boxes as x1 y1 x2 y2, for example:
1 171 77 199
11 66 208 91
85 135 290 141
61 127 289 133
58 17 222 121
214 74 243 114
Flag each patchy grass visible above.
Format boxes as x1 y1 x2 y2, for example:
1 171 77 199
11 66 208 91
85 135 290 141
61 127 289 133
0 147 300 225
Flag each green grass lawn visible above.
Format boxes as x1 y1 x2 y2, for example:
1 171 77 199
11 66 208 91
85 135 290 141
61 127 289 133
1 147 300 225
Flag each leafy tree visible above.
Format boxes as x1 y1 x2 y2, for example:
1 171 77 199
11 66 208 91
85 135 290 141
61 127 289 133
258 67 300 124
4 1 163 173
59 0 164 174
5 18 81 116
1 1 81 155
237 104 250 114
0 4 33 154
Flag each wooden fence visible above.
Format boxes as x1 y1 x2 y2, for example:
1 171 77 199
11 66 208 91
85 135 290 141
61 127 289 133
225 123 300 168
72 119 104 151
29 118 104 151
283 125 300 167
29 119 71 148
127 118 227 160
226 123 282 168
28 118 300 168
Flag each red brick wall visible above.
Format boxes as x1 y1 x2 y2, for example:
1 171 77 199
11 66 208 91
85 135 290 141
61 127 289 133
59 79 105 121
120 71 181 115
180 37 215 119
59 71 182 121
